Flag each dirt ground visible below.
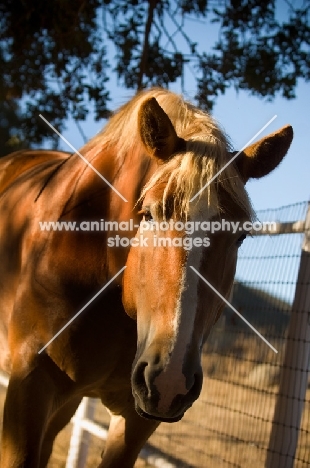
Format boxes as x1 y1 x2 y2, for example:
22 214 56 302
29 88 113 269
0 348 309 468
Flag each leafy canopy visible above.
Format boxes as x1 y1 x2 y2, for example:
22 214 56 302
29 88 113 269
0 0 309 151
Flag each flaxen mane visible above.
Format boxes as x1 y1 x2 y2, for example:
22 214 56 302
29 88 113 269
81 88 254 220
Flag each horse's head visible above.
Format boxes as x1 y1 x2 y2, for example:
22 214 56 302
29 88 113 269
123 96 293 422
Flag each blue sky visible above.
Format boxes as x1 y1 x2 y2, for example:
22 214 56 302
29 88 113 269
212 81 310 211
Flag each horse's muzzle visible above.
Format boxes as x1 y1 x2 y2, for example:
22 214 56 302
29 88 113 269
131 360 203 422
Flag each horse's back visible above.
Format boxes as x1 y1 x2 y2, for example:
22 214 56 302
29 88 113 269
0 149 70 195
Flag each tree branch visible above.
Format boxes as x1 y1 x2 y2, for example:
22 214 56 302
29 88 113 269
137 0 159 90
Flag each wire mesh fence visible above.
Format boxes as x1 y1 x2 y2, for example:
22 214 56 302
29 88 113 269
200 201 309 467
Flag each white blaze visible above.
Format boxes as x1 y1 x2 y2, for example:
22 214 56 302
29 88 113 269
154 202 216 413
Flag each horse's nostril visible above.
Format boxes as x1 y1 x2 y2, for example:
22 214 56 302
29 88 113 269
132 361 147 389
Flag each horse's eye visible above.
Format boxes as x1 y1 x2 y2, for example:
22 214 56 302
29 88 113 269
141 210 153 222
138 208 153 222
144 211 153 222
236 233 247 247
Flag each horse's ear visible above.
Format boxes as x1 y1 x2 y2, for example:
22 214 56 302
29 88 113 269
235 125 293 183
138 97 185 160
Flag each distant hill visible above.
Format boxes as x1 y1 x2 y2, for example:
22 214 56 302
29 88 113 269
225 281 291 336
203 282 292 357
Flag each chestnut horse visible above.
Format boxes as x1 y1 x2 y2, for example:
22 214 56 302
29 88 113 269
0 89 292 467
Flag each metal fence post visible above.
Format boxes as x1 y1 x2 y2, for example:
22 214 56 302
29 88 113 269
266 203 310 468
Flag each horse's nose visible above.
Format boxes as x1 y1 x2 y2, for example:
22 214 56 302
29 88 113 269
152 365 203 415
131 353 203 421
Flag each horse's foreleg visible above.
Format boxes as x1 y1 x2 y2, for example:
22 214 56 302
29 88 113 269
39 395 82 468
98 407 159 468
1 367 53 467
0 353 74 468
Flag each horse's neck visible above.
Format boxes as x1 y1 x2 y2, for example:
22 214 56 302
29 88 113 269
70 146 155 220
48 146 156 277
